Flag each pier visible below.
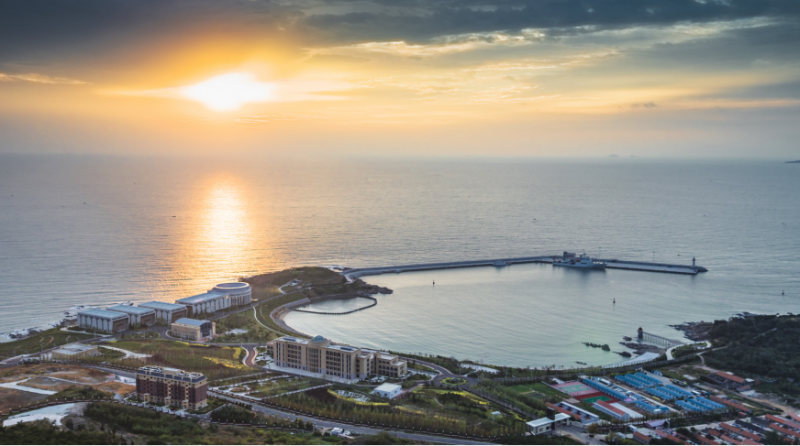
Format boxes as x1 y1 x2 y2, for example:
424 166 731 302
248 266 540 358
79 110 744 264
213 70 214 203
343 253 707 279
637 329 683 348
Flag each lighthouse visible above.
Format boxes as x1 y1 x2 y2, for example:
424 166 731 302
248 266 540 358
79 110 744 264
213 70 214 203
692 257 696 268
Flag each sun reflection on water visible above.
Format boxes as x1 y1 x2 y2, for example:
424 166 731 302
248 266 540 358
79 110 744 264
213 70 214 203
159 173 270 300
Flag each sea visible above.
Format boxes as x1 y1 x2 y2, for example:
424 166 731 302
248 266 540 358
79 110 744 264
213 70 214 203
1 154 798 366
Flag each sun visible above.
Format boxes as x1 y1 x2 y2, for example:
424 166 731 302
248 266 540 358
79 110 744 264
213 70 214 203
180 72 274 112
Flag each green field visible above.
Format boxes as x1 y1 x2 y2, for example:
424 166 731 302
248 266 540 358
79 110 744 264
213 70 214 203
0 327 95 360
97 339 252 380
581 395 611 404
507 382 565 399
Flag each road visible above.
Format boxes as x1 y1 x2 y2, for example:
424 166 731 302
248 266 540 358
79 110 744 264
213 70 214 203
560 424 603 445
75 364 493 445
211 391 494 445
666 341 712 360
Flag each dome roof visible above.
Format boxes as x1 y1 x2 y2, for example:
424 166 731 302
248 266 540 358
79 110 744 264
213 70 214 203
312 335 326 342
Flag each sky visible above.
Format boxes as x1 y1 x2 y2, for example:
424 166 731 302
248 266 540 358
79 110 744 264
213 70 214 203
1 0 799 158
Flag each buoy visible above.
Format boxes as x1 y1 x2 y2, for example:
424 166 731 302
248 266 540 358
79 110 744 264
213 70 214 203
613 299 616 304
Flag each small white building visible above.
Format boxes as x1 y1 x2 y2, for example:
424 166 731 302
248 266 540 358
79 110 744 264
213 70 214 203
372 383 403 399
527 413 571 435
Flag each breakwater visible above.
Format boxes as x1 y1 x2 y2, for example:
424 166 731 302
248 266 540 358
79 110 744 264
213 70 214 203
343 254 707 279
293 296 378 315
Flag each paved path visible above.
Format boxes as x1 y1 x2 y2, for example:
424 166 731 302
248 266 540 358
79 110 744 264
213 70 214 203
666 341 712 360
211 391 494 445
560 424 603 445
77 363 491 444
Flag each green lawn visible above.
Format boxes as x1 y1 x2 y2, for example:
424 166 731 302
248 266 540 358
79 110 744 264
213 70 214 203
97 339 252 380
0 327 95 360
507 382 565 399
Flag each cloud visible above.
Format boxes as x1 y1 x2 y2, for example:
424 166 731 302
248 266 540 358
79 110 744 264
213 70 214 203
0 72 90 85
632 102 658 108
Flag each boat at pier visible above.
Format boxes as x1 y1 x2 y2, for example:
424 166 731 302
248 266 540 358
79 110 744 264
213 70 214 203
552 252 606 269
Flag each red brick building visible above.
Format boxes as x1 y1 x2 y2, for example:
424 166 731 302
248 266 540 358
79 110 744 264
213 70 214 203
135 366 208 410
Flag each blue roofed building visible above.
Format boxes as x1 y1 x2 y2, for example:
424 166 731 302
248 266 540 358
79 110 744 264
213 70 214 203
170 318 215 341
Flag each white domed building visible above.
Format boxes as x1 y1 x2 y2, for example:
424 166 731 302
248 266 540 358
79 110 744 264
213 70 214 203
175 282 252 317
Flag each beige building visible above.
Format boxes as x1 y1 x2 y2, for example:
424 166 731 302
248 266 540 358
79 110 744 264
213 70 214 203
170 318 215 341
50 343 100 360
267 335 408 380
135 366 208 410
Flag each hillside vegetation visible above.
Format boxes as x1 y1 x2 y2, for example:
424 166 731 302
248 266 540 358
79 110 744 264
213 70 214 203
704 314 800 380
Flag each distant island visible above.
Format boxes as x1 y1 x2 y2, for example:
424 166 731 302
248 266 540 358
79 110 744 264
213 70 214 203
787 160 800 163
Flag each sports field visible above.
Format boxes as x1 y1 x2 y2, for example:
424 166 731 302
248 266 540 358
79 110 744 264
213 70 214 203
552 381 594 396
581 395 612 404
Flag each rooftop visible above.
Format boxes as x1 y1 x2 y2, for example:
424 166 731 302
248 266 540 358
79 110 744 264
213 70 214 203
212 282 251 292
52 344 98 355
595 400 627 417
77 308 129 319
175 292 224 305
716 371 746 383
107 305 155 315
526 413 571 428
139 301 187 311
373 383 402 393
173 318 211 327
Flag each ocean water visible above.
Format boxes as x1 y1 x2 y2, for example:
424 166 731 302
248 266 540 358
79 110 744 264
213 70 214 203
1 155 798 365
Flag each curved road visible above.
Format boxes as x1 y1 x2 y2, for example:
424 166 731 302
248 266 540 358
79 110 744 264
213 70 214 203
80 365 491 445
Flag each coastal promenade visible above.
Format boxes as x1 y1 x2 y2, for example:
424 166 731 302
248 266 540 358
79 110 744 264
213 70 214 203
344 253 707 279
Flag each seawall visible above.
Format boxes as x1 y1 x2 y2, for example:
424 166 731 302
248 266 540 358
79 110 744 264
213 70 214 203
343 254 707 279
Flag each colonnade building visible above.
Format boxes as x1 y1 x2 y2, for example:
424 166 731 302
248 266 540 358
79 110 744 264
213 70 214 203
267 335 408 380
107 305 156 327
174 282 252 317
135 366 208 410
77 309 130 333
139 302 188 324
74 281 250 333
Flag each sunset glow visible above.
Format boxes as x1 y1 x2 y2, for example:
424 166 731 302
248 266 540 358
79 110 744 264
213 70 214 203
1 1 799 157
180 73 275 111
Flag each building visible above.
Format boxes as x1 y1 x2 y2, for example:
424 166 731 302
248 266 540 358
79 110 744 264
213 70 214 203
549 401 600 425
593 400 632 421
77 308 129 333
175 282 252 317
139 302 188 324
710 371 748 389
135 366 208 410
50 343 100 360
170 318 215 341
526 410 572 435
267 335 408 380
107 305 156 327
372 382 403 399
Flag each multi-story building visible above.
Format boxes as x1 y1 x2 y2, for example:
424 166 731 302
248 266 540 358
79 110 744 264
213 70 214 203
175 282 252 317
267 335 408 380
170 318 215 341
77 309 130 333
135 366 207 410
138 302 188 324
107 305 156 327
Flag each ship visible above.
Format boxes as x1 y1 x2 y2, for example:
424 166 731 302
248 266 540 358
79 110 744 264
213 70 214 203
552 251 607 269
